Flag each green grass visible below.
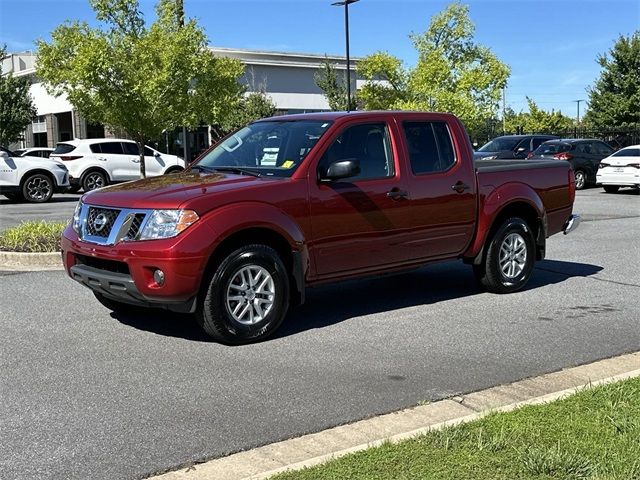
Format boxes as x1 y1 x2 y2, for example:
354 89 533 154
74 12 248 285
272 377 640 480
0 221 67 252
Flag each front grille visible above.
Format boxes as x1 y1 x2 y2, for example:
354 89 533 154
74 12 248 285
126 213 146 240
86 207 120 237
75 254 130 274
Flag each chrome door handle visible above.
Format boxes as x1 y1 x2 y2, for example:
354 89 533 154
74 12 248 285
131 158 140 163
387 188 409 200
451 181 471 193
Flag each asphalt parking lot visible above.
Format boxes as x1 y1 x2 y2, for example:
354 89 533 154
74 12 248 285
1 187 639 480
0 194 81 231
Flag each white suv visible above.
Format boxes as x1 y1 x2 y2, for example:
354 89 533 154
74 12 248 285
0 147 71 203
49 139 186 192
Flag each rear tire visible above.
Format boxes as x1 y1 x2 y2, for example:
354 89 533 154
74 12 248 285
82 170 107 192
195 245 290 345
164 167 184 175
22 173 54 203
474 217 535 294
603 185 619 193
574 170 586 190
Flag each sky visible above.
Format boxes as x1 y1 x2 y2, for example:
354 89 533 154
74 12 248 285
1 0 639 118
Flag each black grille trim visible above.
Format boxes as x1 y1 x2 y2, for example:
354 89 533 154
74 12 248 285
86 207 121 238
75 254 130 274
126 213 146 240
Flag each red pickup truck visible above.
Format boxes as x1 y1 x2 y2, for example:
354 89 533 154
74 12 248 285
61 112 580 344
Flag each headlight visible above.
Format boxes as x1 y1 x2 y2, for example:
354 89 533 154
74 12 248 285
598 163 609 169
138 209 199 240
72 201 83 234
55 163 68 171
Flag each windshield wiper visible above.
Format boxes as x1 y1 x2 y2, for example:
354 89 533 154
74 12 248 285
210 166 261 177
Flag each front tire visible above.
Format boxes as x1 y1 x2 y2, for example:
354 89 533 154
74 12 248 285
22 173 54 203
474 217 535 294
574 170 586 190
195 245 290 345
603 185 619 193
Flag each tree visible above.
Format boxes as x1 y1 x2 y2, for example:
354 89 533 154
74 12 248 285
0 46 37 147
355 2 510 139
584 32 640 129
314 58 355 111
37 0 244 177
504 98 573 134
214 91 277 139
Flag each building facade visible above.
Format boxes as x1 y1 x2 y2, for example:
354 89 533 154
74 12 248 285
2 47 359 158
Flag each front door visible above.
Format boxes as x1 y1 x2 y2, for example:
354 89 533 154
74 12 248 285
308 120 412 277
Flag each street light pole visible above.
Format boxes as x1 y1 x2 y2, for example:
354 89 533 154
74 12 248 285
573 99 585 124
332 0 359 112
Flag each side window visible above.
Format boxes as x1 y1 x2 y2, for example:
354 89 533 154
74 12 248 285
402 121 456 174
100 142 124 155
319 123 394 181
532 138 546 150
90 143 102 154
144 146 155 156
516 138 531 152
594 142 614 156
122 142 138 155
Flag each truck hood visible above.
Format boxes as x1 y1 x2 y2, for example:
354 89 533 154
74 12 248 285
81 171 282 210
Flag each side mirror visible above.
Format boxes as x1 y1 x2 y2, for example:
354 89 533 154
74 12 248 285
154 152 161 158
320 158 360 182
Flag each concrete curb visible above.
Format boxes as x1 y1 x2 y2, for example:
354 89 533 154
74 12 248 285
147 351 640 480
0 251 63 271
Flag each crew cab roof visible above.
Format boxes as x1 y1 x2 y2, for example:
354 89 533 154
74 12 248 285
254 110 458 123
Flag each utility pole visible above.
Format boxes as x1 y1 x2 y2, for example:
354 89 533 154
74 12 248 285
177 0 189 162
502 86 506 135
332 0 359 111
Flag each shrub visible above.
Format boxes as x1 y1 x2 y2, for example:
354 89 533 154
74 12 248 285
0 221 67 252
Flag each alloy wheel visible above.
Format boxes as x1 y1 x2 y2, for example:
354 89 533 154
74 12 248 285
225 265 275 325
499 232 527 279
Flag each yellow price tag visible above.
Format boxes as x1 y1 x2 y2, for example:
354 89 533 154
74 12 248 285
281 160 295 169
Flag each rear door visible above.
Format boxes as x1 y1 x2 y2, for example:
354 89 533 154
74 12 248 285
122 142 166 176
93 142 136 181
307 118 412 276
399 117 477 260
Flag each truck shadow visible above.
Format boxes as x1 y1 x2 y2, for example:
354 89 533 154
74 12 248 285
274 259 603 340
111 259 602 343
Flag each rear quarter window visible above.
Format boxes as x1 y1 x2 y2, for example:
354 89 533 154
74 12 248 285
612 148 640 157
53 144 76 155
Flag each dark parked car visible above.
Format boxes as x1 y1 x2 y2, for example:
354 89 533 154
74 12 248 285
475 135 558 160
528 139 615 189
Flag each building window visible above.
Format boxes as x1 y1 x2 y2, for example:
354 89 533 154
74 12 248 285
32 116 46 134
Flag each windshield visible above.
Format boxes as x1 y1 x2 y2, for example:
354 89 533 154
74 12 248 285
478 138 520 152
533 143 571 155
195 120 333 177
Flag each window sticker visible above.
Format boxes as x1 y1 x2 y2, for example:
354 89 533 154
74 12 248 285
281 160 295 169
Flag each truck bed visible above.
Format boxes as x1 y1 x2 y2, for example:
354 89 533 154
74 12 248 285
475 158 567 173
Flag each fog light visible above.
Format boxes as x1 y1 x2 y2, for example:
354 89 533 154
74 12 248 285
153 269 165 286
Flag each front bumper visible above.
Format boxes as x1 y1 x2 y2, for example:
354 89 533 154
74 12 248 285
563 214 581 235
61 227 208 311
69 264 196 312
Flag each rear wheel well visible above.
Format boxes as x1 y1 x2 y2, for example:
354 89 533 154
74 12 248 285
81 167 110 183
475 202 542 265
201 228 302 306
164 166 184 174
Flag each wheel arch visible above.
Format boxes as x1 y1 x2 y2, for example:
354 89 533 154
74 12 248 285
465 183 546 266
80 166 111 183
20 168 57 187
198 204 309 306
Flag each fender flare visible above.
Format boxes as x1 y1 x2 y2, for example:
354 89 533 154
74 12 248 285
465 182 546 263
